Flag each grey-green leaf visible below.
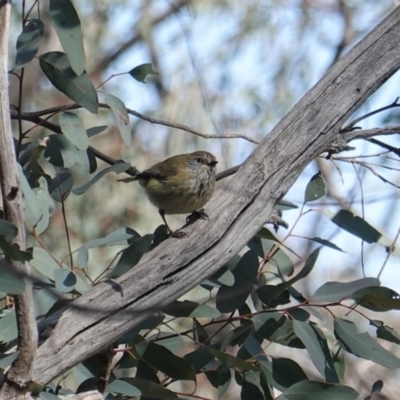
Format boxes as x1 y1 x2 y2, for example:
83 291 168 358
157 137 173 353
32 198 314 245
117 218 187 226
105 380 141 396
104 92 131 147
0 310 18 342
39 52 98 113
72 162 130 195
13 19 44 71
293 320 339 383
0 265 26 295
49 0 86 75
334 318 400 368
136 342 196 381
48 171 73 202
54 269 77 293
216 250 259 313
311 277 380 302
279 381 359 400
304 171 326 203
129 63 158 83
60 112 89 150
0 219 17 242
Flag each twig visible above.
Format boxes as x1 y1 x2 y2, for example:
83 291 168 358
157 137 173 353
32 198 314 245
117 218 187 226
342 97 400 131
16 103 259 144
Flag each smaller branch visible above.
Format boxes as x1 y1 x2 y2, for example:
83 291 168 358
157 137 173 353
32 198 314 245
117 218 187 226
10 110 243 181
342 97 400 131
16 103 259 144
341 125 400 143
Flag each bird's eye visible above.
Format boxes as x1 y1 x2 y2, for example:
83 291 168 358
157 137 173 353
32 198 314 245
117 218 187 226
196 157 204 163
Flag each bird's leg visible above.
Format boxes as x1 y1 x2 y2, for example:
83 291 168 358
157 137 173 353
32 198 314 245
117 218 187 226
186 208 209 225
159 209 187 238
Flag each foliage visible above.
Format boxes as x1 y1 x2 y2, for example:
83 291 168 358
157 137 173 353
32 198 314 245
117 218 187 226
1 1 400 399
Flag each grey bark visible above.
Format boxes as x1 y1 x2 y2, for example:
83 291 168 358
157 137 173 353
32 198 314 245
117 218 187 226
0 1 38 398
29 6 400 386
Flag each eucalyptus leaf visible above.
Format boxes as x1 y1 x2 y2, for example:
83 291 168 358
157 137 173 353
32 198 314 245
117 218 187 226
60 112 89 150
334 318 400 368
104 92 131 147
39 52 98 113
72 162 130 195
304 171 326 203
279 380 359 400
13 19 44 71
49 0 86 75
129 63 158 83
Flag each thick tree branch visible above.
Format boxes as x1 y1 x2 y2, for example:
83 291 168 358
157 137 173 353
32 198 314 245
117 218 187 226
0 1 38 398
28 6 400 386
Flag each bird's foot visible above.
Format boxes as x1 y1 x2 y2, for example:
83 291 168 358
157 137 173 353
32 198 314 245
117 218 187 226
186 208 209 224
171 230 188 238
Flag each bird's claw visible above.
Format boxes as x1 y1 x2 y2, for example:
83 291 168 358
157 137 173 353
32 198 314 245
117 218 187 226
186 208 209 224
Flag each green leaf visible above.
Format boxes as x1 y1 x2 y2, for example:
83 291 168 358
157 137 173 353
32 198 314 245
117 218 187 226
352 286 400 312
241 378 265 400
163 300 221 318
364 380 383 400
0 237 32 264
221 322 253 351
44 134 90 169
256 285 290 308
0 264 26 294
39 52 98 113
60 112 89 150
371 320 400 345
104 92 131 147
72 162 130 195
49 0 85 75
129 63 158 83
297 236 344 252
257 227 300 264
334 318 400 368
327 209 388 245
278 381 359 400
304 171 326 203
34 177 50 234
216 250 259 313
275 200 299 210
13 19 44 71
147 333 186 354
259 358 308 392
136 342 196 381
87 125 108 138
121 378 179 399
184 346 215 371
33 287 59 317
207 348 259 371
105 379 141 396
293 320 339 383
311 277 380 302
207 266 235 287
264 249 320 306
30 247 62 280
76 228 139 256
107 234 153 279
0 352 18 369
0 310 17 342
48 171 73 202
205 364 231 397
254 312 304 348
54 269 77 293
18 164 43 231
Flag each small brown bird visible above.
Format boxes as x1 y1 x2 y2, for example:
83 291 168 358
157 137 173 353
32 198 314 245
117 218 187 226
120 151 218 236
